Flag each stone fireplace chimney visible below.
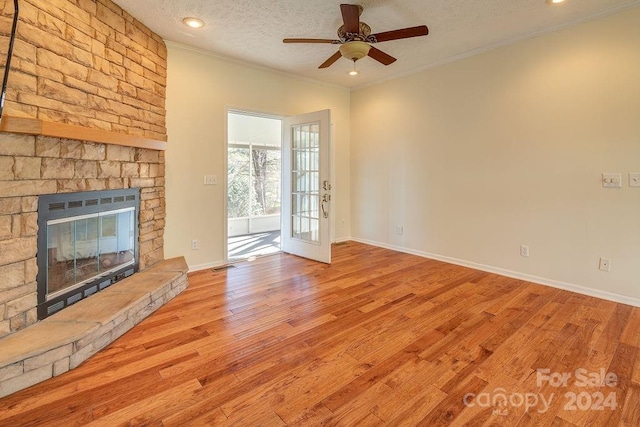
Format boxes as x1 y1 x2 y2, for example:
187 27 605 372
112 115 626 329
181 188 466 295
0 0 168 339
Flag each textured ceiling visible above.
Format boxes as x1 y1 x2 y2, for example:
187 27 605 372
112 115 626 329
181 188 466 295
111 0 640 89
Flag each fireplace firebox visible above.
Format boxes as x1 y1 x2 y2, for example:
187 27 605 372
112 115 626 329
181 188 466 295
36 189 140 319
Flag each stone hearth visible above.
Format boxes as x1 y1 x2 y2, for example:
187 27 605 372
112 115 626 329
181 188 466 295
0 256 188 398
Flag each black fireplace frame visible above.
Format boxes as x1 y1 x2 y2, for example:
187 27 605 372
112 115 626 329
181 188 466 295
36 188 140 319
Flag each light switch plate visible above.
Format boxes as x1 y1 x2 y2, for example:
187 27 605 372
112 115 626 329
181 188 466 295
602 173 622 188
629 173 640 187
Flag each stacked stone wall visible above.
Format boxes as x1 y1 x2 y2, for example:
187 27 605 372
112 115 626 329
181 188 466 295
0 0 168 338
0 0 167 141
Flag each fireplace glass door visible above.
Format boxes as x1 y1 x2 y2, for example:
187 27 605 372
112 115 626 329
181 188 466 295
46 207 136 299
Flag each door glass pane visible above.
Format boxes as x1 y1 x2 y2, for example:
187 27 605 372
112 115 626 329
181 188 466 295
309 148 319 170
291 123 320 244
292 214 301 238
309 219 319 242
309 124 319 147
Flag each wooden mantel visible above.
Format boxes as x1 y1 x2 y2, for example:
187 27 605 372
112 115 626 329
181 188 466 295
0 116 167 151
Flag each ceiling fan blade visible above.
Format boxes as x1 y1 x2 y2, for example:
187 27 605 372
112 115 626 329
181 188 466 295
368 46 396 65
319 51 342 69
372 25 429 43
340 4 360 33
283 38 341 44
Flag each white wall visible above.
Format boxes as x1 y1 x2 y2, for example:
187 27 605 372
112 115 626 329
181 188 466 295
165 45 351 269
351 8 640 303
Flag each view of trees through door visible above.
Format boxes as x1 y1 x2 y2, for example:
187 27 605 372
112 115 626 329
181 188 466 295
227 112 282 261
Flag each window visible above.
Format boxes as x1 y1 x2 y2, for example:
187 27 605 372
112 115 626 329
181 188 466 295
227 144 281 218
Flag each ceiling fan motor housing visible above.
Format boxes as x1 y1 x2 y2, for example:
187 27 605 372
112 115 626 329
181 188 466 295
337 22 372 41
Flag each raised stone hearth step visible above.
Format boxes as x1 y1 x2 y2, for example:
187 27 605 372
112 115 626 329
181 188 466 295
0 257 189 398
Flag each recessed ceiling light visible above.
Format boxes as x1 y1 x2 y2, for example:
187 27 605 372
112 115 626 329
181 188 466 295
182 17 205 28
546 0 566 4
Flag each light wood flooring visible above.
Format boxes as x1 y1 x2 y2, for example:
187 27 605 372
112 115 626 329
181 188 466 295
1 241 639 426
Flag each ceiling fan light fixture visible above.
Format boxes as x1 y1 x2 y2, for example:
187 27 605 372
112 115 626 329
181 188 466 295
285 4 426 69
339 41 371 61
182 17 205 28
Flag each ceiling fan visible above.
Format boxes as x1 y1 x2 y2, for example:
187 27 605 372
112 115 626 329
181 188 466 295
283 4 429 69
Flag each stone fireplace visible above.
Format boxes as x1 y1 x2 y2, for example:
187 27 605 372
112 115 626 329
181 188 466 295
0 0 187 397
0 136 166 338
0 0 169 338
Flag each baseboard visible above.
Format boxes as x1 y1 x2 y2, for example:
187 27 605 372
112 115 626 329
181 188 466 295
333 236 352 244
187 259 226 273
350 237 640 308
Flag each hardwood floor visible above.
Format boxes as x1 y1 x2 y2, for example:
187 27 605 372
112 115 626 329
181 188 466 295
1 241 639 426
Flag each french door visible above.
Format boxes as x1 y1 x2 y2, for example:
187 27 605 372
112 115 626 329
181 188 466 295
281 109 331 264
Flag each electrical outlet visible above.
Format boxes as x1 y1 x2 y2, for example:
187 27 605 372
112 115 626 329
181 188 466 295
520 245 529 257
191 239 199 250
599 257 610 272
629 173 640 187
602 173 622 188
396 225 403 235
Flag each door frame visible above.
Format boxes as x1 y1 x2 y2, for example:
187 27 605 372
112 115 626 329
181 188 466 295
224 106 284 263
